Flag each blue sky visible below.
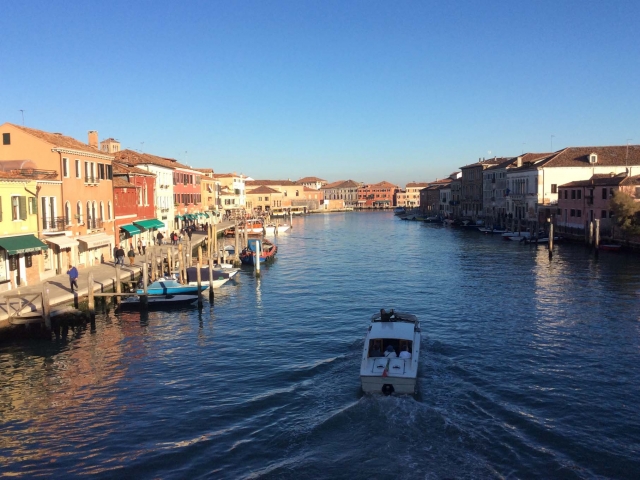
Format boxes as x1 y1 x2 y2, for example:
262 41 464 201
1 0 639 186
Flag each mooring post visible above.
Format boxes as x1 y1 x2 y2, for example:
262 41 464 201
88 272 96 329
213 224 218 265
141 259 148 308
595 219 600 257
208 258 214 303
151 250 157 282
197 246 203 308
234 220 241 267
115 264 122 306
42 282 51 330
548 221 554 260
589 221 594 246
254 240 261 277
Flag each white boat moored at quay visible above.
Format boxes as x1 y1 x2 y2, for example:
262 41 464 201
360 309 420 395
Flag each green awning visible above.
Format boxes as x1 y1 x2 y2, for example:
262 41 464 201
203 213 210 218
185 214 195 220
175 215 185 220
134 219 165 230
120 224 142 235
0 234 48 255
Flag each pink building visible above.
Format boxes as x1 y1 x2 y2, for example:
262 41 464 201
557 173 640 232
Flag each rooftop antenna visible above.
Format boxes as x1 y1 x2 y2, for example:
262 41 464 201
19 109 24 126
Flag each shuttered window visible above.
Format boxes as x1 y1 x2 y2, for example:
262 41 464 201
12 196 27 220
28 197 37 214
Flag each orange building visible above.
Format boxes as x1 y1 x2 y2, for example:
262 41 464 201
0 123 115 269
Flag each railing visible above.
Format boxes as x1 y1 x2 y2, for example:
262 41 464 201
86 218 104 230
84 175 98 184
42 216 69 231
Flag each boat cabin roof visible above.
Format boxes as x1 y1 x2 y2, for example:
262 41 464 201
369 321 417 340
368 311 419 341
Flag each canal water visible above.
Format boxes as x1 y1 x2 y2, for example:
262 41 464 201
1 212 639 479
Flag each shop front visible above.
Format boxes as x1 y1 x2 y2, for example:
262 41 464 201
0 234 48 291
44 234 78 275
76 233 113 267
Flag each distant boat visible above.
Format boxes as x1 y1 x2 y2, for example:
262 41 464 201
599 244 622 252
394 207 406 216
263 223 291 235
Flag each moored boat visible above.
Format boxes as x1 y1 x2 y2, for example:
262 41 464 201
360 309 420 395
119 294 200 309
600 244 622 252
239 238 278 265
137 279 207 295
184 266 239 288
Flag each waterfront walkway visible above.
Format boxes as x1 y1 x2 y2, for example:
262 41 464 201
0 222 236 329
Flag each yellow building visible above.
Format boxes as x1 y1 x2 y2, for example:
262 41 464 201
0 173 49 291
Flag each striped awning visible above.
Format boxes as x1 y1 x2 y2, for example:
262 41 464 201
134 219 165 230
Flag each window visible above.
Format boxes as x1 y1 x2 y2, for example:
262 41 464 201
63 158 69 177
108 201 112 220
84 161 89 181
570 209 575 217
564 190 568 199
98 163 105 180
601 210 607 218
11 196 27 220
76 201 82 223
571 190 576 199
75 159 81 178
577 190 581 200
100 201 104 221
2 133 10 145
296 190 299 197
28 197 37 214
25 253 32 268
65 202 71 224
551 184 557 194
576 209 582 218
106 164 112 180
602 187 607 199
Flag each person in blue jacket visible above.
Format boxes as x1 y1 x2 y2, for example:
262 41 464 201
67 265 79 292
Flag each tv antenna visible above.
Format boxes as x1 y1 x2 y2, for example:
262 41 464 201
19 110 25 125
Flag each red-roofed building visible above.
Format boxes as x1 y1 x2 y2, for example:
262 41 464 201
112 162 156 247
357 181 399 208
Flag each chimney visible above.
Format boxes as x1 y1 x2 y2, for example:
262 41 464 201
88 130 98 147
516 156 523 168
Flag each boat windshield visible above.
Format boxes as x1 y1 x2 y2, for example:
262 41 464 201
368 339 412 358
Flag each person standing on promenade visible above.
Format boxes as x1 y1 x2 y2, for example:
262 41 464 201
127 245 136 266
137 238 142 255
141 238 147 255
67 265 79 292
156 231 164 246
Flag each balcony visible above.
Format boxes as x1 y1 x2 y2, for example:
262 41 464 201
42 216 68 232
84 175 98 185
86 218 104 230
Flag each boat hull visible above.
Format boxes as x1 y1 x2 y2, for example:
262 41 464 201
119 294 199 309
361 375 417 394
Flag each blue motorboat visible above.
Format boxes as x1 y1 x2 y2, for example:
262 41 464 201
137 278 207 295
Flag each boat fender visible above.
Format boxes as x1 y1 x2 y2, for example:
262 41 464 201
382 384 394 395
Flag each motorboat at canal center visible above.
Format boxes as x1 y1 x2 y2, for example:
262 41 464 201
239 238 277 265
360 310 420 395
185 266 239 288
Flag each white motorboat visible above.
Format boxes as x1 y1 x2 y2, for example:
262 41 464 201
360 310 421 395
502 231 531 241
184 266 239 289
263 223 291 235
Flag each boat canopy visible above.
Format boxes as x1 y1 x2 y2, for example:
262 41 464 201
369 322 416 340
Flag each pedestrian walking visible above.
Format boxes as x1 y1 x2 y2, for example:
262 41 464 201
116 245 125 265
156 231 164 246
137 238 142 255
128 246 136 266
187 228 193 241
67 265 79 292
141 238 147 255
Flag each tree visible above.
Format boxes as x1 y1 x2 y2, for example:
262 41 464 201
609 190 640 237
